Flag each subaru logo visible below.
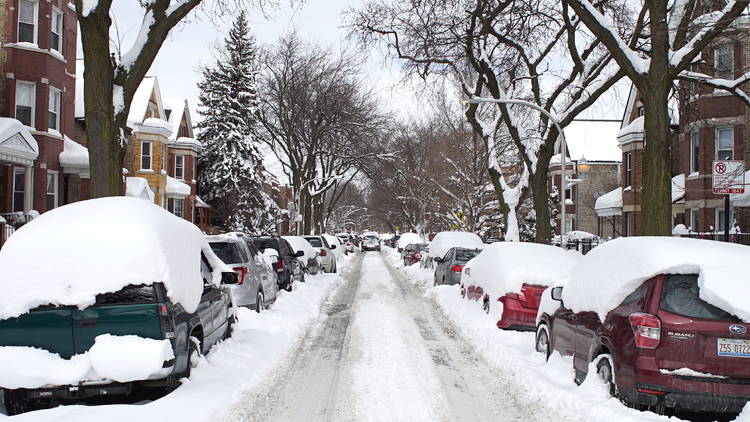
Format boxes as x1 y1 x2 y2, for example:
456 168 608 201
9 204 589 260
729 325 747 335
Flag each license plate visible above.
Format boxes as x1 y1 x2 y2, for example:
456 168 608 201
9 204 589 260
717 338 750 358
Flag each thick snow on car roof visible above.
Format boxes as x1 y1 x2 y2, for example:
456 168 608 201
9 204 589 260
428 231 484 259
283 235 318 262
462 242 581 299
0 197 228 319
561 237 750 322
396 233 423 249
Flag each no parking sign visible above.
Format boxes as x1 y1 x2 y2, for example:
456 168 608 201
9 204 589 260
713 160 745 195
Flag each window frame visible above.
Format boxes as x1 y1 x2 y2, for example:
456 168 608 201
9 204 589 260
17 0 38 44
716 127 734 161
12 167 25 212
50 7 63 53
15 81 35 127
173 198 184 218
48 86 61 131
714 43 734 80
174 154 185 180
690 209 700 232
625 152 633 187
716 207 734 231
46 170 58 211
690 130 700 174
141 141 153 171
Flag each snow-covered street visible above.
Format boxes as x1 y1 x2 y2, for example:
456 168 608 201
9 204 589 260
224 251 527 422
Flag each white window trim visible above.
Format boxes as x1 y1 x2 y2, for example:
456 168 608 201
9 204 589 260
715 126 734 160
17 0 38 45
625 152 633 187
46 170 58 210
175 154 185 180
48 86 61 131
141 141 153 171
173 198 184 218
50 7 63 53
12 167 25 212
15 80 35 128
690 130 700 174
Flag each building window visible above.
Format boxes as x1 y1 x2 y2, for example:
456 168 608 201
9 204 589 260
623 212 632 236
12 167 25 212
690 131 700 174
689 64 700 98
141 141 152 170
18 0 37 44
715 44 734 80
50 8 63 53
637 106 645 117
46 171 58 211
625 152 633 187
690 209 700 232
192 157 196 181
48 88 61 131
716 207 734 232
173 198 184 218
175 155 185 180
15 81 35 127
716 127 733 160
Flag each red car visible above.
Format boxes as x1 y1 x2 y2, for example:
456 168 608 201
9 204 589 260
538 273 750 413
402 243 428 266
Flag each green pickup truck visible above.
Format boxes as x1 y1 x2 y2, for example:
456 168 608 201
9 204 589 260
0 258 238 415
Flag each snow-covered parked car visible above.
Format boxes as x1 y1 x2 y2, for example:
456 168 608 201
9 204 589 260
303 235 338 273
335 233 355 254
433 247 482 286
208 233 279 312
424 231 484 269
397 232 422 254
462 242 581 330
0 198 238 415
322 233 346 263
283 235 321 275
361 235 381 251
537 237 750 414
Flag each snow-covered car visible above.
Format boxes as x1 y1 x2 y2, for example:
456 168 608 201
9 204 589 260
537 237 750 414
283 235 321 275
303 235 338 273
397 232 422 253
335 233 355 253
208 233 279 311
361 236 381 251
424 231 484 269
0 198 238 414
253 236 305 290
462 242 581 330
322 233 346 262
402 243 428 266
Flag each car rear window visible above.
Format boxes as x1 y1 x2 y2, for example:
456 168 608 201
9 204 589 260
95 285 156 305
620 283 646 306
660 274 739 322
255 238 279 252
306 237 322 247
455 249 480 261
210 241 247 264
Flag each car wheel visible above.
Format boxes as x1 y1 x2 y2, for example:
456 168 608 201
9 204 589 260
3 390 30 415
535 324 551 360
596 355 616 397
482 298 490 314
300 271 306 283
285 282 293 292
256 290 265 313
223 314 236 340
186 335 202 378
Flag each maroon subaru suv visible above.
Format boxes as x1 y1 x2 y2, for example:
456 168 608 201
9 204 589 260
537 273 750 414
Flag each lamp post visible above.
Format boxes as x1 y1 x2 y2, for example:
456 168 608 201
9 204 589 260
463 97 569 246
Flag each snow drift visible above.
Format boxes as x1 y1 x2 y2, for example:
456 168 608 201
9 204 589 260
561 237 750 322
0 197 229 319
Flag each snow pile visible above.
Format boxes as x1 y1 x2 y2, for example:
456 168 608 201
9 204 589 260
379 233 393 241
561 237 750 322
396 232 423 249
659 368 727 379
617 116 644 140
462 242 582 300
166 176 191 197
282 236 319 264
672 174 685 202
672 224 689 235
59 136 89 167
0 335 173 389
125 177 155 202
426 231 483 260
594 187 622 216
0 197 229 319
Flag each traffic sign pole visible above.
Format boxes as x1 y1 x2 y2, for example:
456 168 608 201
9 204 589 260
725 194 730 242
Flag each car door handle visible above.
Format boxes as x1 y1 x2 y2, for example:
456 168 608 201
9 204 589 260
78 318 97 327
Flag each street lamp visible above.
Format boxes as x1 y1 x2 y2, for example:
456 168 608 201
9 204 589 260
463 97 569 246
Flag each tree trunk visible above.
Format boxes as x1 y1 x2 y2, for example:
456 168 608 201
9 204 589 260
531 167 552 243
640 85 673 236
80 14 124 198
302 192 313 234
488 167 510 236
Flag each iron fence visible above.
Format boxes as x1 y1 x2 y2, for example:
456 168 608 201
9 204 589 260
678 233 750 246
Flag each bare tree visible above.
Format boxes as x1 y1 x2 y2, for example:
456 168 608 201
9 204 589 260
348 0 628 241
564 0 750 235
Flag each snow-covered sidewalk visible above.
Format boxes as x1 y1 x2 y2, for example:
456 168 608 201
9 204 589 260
1 256 355 421
384 247 750 422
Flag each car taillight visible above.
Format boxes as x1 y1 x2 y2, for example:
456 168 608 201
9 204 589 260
159 304 169 315
233 267 248 285
629 312 661 349
273 258 285 273
158 303 175 339
414 253 421 259
320 249 327 257
451 264 464 272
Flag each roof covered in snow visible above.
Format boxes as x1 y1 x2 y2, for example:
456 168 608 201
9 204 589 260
127 77 164 129
397 233 424 249
125 177 155 202
562 120 621 163
594 187 622 217
617 116 644 143
0 118 39 165
561 237 750 322
0 197 230 319
59 136 89 168
166 176 191 197
163 98 193 140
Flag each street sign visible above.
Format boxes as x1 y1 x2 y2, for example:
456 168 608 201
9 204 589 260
713 160 745 195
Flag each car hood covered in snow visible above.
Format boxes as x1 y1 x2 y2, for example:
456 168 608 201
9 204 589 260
462 242 581 300
0 197 229 319
561 237 750 322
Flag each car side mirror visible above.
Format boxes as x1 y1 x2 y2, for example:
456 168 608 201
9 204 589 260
434 257 443 263
551 286 563 301
295 250 305 258
330 244 337 250
221 271 239 285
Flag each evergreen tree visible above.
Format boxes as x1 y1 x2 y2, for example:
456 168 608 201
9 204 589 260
196 11 278 233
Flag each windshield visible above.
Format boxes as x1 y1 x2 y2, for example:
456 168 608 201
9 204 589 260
305 237 322 247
